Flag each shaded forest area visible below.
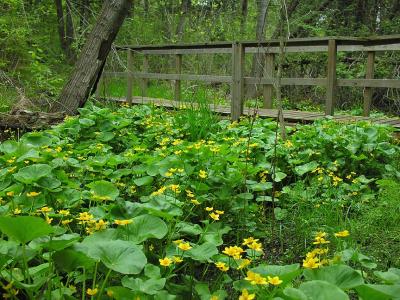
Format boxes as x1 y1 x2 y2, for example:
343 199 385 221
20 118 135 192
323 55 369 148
1 0 400 114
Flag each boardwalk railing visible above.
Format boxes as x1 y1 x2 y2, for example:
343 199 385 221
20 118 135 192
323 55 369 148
100 35 400 121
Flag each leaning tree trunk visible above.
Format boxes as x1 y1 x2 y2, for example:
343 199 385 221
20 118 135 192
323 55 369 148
51 0 132 114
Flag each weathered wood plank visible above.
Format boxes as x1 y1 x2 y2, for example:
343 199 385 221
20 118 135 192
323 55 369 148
231 42 245 121
263 53 274 108
175 54 182 102
126 50 134 104
363 51 375 116
325 39 337 116
337 79 400 88
141 55 149 97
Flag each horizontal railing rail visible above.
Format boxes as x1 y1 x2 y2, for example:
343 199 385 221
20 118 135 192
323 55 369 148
99 35 400 120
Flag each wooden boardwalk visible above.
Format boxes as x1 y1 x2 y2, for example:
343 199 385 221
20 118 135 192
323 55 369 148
110 97 400 128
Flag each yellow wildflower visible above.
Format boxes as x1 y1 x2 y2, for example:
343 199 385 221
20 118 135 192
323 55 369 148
239 289 256 300
215 210 224 215
169 184 181 194
245 271 268 285
13 208 22 215
199 170 207 179
95 219 108 231
238 259 252 270
178 242 192 251
159 257 173 267
6 191 14 197
172 256 183 263
242 237 259 246
173 239 184 244
313 236 330 245
186 190 195 198
58 209 70 216
114 219 133 226
268 276 283 285
222 246 245 259
191 199 201 205
215 262 229 272
205 207 213 211
38 206 52 214
334 230 350 238
303 257 321 269
247 241 263 252
86 288 98 296
62 219 73 225
27 191 41 197
209 212 220 221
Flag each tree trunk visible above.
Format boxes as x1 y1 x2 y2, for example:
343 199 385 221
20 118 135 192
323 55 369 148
176 0 191 41
240 0 248 37
51 0 132 114
54 0 67 52
65 0 75 60
246 0 271 99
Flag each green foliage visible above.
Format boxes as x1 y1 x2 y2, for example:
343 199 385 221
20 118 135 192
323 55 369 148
0 104 398 298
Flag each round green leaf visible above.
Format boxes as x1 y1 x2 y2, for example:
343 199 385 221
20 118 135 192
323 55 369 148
124 214 168 244
299 280 349 300
0 216 54 244
13 164 52 184
87 180 119 201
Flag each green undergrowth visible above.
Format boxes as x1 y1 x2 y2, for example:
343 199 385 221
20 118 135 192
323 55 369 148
0 102 399 299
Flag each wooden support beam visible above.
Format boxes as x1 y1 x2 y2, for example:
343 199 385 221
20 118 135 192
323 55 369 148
126 50 134 104
141 55 149 97
231 42 245 121
325 39 337 116
174 54 182 102
263 53 275 108
363 51 375 116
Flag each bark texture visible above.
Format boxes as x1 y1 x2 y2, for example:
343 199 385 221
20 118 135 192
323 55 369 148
51 0 132 114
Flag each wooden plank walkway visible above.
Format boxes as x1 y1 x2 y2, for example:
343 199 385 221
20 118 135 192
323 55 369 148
109 97 400 129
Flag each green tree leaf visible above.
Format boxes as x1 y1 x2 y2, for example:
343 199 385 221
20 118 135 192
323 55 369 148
299 280 349 300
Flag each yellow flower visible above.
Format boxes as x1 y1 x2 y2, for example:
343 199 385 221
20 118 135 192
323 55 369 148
27 191 41 197
95 219 108 231
334 230 350 238
199 170 207 179
238 259 252 270
159 257 173 267
173 239 184 244
209 212 220 221
211 296 219 300
45 215 53 224
172 256 183 263
268 276 283 285
114 219 133 226
106 290 114 297
313 236 330 245
302 257 321 269
169 184 181 194
242 237 259 246
13 208 22 215
6 191 14 197
215 262 229 272
247 241 263 252
165 172 173 177
86 288 98 296
222 246 245 259
77 212 94 224
178 242 192 251
58 209 70 216
38 206 52 214
239 289 256 300
205 207 213 211
62 219 73 225
245 271 268 285
191 199 201 205
215 210 224 215
186 190 195 198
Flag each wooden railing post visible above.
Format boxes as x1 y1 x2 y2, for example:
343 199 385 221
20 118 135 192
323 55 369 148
141 54 149 97
363 51 375 116
127 49 134 104
263 53 275 108
231 42 245 121
174 54 182 102
325 39 337 116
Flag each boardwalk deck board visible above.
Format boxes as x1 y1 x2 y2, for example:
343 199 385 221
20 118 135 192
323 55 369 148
109 97 400 128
